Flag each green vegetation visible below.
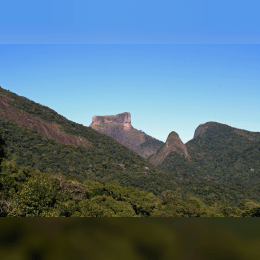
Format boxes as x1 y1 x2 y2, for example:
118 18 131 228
4 218 260 259
0 128 259 217
2 117 260 208
1 155 260 217
0 118 176 197
154 121 260 193
139 134 164 149
1 86 260 215
90 121 164 159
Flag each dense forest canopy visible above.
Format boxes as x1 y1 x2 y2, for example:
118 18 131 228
152 121 260 193
0 86 260 217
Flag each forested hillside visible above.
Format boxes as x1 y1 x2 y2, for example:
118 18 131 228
1 152 260 217
0 86 260 212
152 122 260 191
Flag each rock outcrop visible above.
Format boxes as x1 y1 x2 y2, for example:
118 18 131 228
193 123 209 139
0 94 93 149
90 112 132 131
89 112 164 159
149 131 191 166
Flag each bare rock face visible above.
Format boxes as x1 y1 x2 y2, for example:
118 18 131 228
89 112 164 159
193 123 209 139
0 95 93 149
90 112 132 132
149 131 191 166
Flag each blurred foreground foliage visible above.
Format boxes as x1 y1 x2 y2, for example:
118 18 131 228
1 218 260 259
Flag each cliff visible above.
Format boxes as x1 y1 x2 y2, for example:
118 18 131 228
90 112 132 132
89 112 164 159
0 94 93 149
0 86 168 195
149 131 191 166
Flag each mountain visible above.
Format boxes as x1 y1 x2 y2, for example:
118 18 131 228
0 86 174 196
1 86 260 209
89 112 164 159
0 94 93 149
149 131 191 166
149 121 260 190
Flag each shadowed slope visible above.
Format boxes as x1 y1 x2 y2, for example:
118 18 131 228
89 112 164 159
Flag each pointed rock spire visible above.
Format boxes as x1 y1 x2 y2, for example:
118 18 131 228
149 131 191 166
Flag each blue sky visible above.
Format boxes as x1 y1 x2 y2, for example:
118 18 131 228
1 0 260 43
0 1 259 143
0 44 259 144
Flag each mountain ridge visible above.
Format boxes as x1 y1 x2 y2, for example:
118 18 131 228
89 112 164 159
0 93 93 149
1 86 260 208
150 121 260 191
0 86 175 198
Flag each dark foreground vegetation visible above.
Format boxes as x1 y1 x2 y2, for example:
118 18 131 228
3 217 260 259
1 137 260 217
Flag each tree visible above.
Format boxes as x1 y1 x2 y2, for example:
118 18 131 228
0 131 8 164
10 170 58 217
77 196 116 217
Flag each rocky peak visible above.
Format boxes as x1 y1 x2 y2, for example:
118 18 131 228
149 131 191 166
89 112 164 159
193 123 209 139
193 121 223 139
90 112 132 131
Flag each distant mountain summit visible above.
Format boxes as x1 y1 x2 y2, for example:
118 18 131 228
149 121 260 190
193 123 210 139
0 86 169 194
90 112 132 132
149 131 191 166
89 112 164 159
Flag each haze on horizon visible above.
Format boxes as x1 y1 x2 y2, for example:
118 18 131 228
0 44 259 144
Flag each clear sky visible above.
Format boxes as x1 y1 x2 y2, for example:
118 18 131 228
0 44 259 144
1 0 260 44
